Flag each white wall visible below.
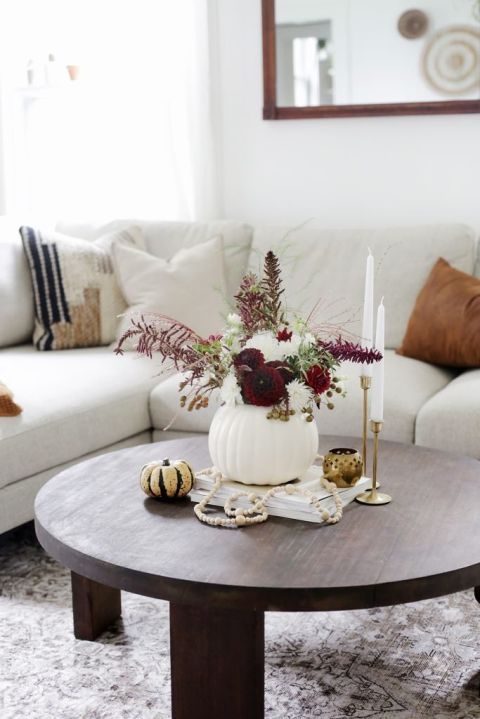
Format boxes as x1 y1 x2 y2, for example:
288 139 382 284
349 0 478 103
215 0 480 236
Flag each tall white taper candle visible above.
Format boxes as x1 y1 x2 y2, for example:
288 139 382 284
370 299 385 423
361 249 374 377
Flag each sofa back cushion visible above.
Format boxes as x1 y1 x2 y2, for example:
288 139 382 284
0 221 35 347
56 219 253 302
250 223 476 349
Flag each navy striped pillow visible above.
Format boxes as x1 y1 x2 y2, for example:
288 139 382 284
19 226 141 350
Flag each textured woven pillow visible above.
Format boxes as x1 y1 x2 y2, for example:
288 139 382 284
0 382 22 416
397 257 480 367
20 226 145 350
112 235 229 342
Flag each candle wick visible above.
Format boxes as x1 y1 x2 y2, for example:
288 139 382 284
380 296 384 305
368 246 372 256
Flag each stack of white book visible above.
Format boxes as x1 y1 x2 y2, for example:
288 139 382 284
190 466 373 524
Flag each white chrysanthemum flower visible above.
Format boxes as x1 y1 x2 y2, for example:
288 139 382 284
287 379 313 413
245 332 284 362
220 372 243 407
280 333 302 357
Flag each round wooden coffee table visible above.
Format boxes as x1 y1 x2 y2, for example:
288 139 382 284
35 435 480 719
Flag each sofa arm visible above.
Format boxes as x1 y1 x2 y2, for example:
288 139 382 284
416 369 480 459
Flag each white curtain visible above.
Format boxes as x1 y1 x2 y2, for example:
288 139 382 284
0 0 219 222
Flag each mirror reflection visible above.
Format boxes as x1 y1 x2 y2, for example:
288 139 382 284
275 0 480 107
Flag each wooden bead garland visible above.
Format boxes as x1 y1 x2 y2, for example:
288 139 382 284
193 456 343 528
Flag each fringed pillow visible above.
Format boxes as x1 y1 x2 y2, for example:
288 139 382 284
20 226 145 350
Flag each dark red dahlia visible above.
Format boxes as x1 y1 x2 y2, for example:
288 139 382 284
276 327 293 342
242 366 286 406
207 334 222 342
306 365 331 395
233 348 265 371
266 360 293 385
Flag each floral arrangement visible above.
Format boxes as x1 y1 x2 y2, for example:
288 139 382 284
115 252 381 421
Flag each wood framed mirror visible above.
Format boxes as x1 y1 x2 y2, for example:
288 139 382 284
262 0 480 119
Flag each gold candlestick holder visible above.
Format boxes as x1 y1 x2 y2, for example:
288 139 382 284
359 375 371 477
356 420 392 505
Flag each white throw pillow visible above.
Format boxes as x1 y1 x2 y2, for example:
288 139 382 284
112 236 229 340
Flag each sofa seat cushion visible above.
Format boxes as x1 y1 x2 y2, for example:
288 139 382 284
416 370 480 458
0 346 160 489
149 351 455 445
318 352 454 444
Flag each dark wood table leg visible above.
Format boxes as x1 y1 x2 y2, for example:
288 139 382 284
475 587 480 604
71 571 121 641
170 603 264 719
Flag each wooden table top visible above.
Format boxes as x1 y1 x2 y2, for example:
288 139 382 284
35 435 480 612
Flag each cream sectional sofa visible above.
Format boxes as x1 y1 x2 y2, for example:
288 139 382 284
1 218 478 535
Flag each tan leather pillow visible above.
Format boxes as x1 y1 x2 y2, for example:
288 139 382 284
397 258 480 367
0 382 22 416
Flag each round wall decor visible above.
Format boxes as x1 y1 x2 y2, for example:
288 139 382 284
423 25 480 95
398 9 429 39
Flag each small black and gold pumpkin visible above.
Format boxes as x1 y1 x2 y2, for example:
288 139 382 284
140 458 195 500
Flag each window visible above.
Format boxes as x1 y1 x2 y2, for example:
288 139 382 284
0 0 216 222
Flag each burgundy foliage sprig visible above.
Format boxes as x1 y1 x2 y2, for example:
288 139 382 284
234 272 267 335
318 339 383 365
260 250 286 328
234 251 287 335
115 314 205 378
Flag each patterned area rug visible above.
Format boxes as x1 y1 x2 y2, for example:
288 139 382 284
1 525 479 719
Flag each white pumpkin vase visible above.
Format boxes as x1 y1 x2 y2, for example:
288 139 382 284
208 404 319 486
